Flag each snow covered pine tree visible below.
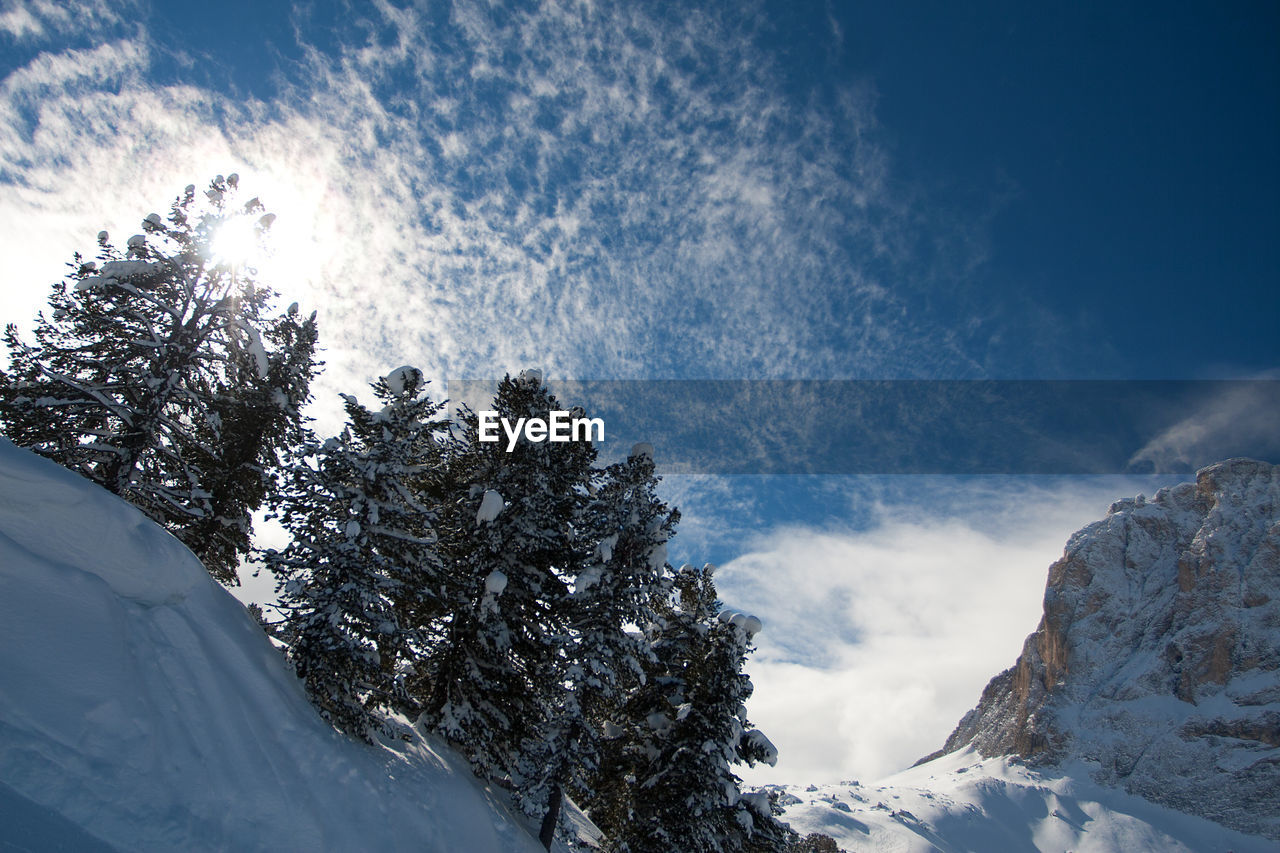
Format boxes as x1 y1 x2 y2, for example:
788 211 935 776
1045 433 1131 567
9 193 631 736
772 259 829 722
526 442 680 847
601 563 793 853
264 367 448 740
0 176 317 584
419 371 599 836
185 299 318 582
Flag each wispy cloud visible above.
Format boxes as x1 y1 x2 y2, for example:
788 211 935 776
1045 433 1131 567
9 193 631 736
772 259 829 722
0 0 131 42
0 0 1005 439
1127 376 1280 473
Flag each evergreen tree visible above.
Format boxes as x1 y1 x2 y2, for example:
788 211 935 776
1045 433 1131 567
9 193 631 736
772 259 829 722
528 443 679 847
788 833 844 853
180 301 319 582
601 563 792 853
265 366 447 738
421 371 596 792
0 176 316 584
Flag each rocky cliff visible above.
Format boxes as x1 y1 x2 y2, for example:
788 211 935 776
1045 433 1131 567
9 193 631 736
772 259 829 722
926 458 1280 840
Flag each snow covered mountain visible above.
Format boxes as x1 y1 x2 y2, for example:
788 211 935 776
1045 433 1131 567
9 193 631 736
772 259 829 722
929 458 1280 838
0 439 552 852
775 458 1279 851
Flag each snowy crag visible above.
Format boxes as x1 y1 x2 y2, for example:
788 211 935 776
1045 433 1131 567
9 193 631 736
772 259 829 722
927 458 1280 840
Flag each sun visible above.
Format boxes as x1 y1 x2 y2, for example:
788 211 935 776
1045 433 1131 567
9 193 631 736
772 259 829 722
210 215 262 269
178 161 338 310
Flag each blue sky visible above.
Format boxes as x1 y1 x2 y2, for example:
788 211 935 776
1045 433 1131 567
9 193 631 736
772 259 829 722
2 0 1277 783
5 1 1277 383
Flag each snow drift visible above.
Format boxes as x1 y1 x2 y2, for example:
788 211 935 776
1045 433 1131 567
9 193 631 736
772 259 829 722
0 439 545 852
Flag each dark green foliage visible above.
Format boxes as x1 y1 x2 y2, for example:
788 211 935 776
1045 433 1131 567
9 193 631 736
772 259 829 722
544 446 679 839
420 371 598 786
179 302 319 582
573 446 680 728
596 564 793 853
787 833 844 853
265 367 447 739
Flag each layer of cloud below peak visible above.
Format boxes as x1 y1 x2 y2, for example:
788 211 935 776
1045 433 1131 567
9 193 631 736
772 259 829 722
726 476 1180 786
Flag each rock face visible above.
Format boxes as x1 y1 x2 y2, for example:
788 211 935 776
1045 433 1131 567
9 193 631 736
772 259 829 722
928 458 1280 840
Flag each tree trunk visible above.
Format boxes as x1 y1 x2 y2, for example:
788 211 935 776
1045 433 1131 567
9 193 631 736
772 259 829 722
538 782 562 851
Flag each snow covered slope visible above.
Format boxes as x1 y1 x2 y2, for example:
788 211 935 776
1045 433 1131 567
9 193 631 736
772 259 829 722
0 439 547 852
772 748 1275 853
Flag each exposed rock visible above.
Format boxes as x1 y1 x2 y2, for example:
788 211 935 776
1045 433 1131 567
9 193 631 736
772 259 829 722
925 458 1280 839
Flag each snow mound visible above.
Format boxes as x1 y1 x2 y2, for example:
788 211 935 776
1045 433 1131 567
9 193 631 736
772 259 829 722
384 365 422 396
485 570 508 596
717 608 763 637
0 440 201 605
0 440 547 852
76 260 160 291
595 533 618 563
476 489 504 523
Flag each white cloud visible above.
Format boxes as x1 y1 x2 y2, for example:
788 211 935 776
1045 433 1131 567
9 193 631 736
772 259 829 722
1127 376 1280 474
0 0 129 42
0 4 40 39
0 0 1004 443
